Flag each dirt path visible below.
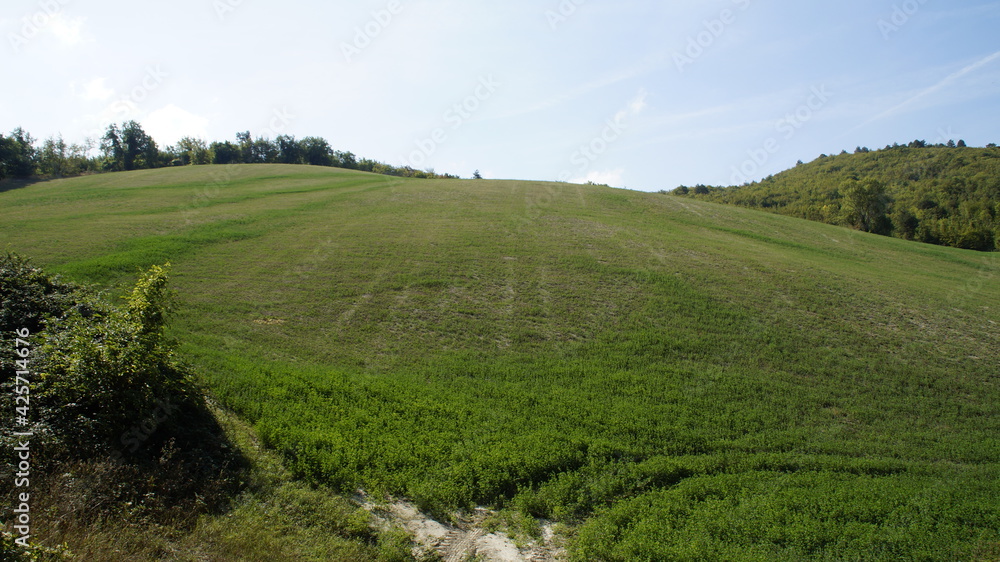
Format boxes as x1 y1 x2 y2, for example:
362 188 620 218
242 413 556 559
360 496 565 561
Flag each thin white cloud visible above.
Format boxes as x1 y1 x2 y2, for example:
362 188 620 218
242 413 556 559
44 13 87 46
630 90 648 114
641 84 815 132
851 50 1000 132
143 105 210 146
74 78 114 102
78 100 137 140
571 168 625 186
646 102 743 128
626 120 771 150
922 3 1000 24
599 88 649 141
491 52 668 121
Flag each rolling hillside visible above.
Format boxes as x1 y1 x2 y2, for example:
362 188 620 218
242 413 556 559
2 164 999 560
679 144 1000 251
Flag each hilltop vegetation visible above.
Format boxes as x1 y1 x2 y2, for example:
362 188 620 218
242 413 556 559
0 122 460 183
2 165 998 560
674 142 1000 251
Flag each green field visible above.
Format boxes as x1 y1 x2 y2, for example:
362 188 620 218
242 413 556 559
2 164 999 559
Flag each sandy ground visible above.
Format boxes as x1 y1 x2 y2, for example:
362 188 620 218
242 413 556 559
359 494 565 561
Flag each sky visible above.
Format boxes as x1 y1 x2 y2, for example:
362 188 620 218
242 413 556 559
2 0 999 191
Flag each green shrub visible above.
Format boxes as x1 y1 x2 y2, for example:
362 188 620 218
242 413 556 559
27 263 198 455
0 532 71 561
0 253 78 393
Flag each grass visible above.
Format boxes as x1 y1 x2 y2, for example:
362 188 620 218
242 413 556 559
19 399 414 561
2 164 998 559
173 402 414 561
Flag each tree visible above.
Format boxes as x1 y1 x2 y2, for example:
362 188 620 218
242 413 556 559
67 138 96 175
252 137 278 163
160 144 184 166
473 169 483 180
0 135 12 181
841 178 891 234
176 137 212 165
229 132 278 164
38 135 69 177
210 141 242 164
957 139 967 148
275 135 302 164
0 135 11 180
334 150 357 169
299 137 334 166
236 131 254 163
100 124 123 171
0 128 38 179
891 207 920 240
102 121 158 171
123 120 158 170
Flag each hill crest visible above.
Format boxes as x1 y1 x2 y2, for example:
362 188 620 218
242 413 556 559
674 144 1000 251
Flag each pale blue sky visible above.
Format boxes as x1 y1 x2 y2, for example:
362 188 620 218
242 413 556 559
3 0 999 190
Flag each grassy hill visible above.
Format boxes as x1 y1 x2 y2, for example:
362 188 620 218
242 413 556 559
2 164 999 560
678 144 1000 251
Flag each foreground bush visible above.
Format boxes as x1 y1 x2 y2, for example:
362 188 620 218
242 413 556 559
0 255 245 556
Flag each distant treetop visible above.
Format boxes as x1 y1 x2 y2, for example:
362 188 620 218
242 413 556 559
0 123 462 182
